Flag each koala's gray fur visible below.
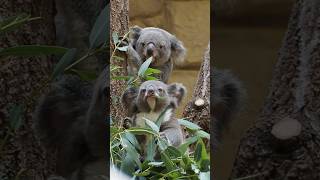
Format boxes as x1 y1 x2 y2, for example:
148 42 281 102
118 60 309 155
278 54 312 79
127 26 186 82
211 68 245 151
121 80 186 157
34 66 108 180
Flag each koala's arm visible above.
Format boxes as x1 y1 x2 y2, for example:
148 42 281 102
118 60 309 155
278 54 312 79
160 119 184 147
121 86 139 116
212 68 245 145
126 44 143 75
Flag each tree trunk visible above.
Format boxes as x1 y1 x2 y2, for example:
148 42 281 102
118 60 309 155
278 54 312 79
182 44 210 133
110 0 129 123
231 0 320 179
0 1 56 179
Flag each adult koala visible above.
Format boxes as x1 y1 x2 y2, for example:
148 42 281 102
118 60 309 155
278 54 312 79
127 26 186 83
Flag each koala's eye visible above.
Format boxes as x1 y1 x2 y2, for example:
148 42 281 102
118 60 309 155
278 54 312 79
141 89 146 93
141 42 145 47
159 45 164 49
158 88 163 92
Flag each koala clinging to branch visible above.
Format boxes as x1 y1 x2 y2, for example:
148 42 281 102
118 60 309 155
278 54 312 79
127 26 186 83
34 66 108 180
121 80 186 156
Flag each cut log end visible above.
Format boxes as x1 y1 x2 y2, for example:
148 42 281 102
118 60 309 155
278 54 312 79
194 98 205 109
271 117 302 140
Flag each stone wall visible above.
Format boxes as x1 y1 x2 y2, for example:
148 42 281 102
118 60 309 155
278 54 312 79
129 0 210 67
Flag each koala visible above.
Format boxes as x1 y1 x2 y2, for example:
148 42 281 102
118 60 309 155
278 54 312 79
126 26 186 83
121 80 186 157
211 68 245 151
34 66 108 180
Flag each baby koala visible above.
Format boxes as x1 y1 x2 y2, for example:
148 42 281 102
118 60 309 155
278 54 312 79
121 80 186 151
126 26 186 83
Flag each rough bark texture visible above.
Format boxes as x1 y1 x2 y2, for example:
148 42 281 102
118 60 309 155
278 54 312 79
110 0 129 123
0 1 56 179
182 44 210 133
231 0 320 179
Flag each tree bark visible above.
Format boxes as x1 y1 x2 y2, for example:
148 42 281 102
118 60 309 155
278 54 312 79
110 0 129 123
182 44 210 133
231 0 320 179
0 1 56 179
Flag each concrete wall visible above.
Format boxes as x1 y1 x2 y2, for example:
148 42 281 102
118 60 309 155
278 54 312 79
129 0 210 67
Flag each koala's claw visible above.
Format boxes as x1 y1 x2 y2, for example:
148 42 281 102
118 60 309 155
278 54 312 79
123 117 133 129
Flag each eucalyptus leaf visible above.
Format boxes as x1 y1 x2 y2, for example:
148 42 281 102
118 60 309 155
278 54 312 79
144 118 160 133
0 14 41 34
178 119 202 130
117 46 128 52
69 69 97 81
0 45 68 57
51 48 77 79
89 4 109 48
138 57 152 77
195 130 210 139
163 146 181 159
112 32 119 44
160 151 177 172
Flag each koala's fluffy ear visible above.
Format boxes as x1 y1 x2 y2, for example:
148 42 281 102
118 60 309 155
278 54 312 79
170 36 186 66
121 87 138 108
167 83 186 108
129 26 143 48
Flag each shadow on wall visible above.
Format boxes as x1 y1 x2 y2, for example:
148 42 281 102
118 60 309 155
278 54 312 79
212 0 294 179
128 0 210 117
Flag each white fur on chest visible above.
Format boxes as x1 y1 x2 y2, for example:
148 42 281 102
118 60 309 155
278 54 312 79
135 108 173 128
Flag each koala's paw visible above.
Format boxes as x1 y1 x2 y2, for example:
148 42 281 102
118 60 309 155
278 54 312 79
122 117 133 129
159 132 172 146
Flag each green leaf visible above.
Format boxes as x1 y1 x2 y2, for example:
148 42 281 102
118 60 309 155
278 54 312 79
0 14 41 34
145 76 158 81
178 119 202 130
148 162 163 167
0 45 68 57
120 153 136 176
160 151 177 173
123 131 140 150
199 172 210 180
163 146 181 159
9 104 24 131
112 75 132 81
146 137 156 161
69 69 97 81
196 130 210 139
144 118 160 133
127 128 158 136
51 48 77 79
194 139 210 171
145 68 161 75
178 136 198 154
120 134 141 168
117 46 128 52
138 57 153 77
112 32 119 44
89 4 109 48
157 137 169 151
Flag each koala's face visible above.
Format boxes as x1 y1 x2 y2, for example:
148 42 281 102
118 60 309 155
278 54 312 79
130 26 186 67
136 29 171 67
137 80 170 112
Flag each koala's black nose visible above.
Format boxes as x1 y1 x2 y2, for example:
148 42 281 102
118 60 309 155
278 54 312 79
148 89 155 96
146 43 155 56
